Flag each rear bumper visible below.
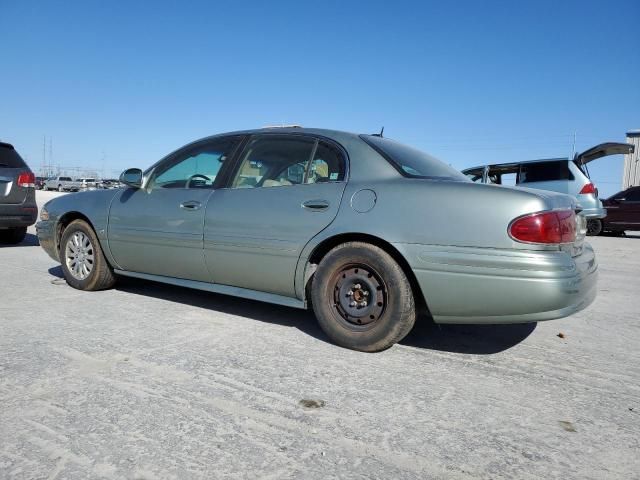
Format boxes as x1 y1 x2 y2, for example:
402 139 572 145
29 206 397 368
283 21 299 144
576 194 606 219
579 207 607 219
0 203 37 228
395 242 598 324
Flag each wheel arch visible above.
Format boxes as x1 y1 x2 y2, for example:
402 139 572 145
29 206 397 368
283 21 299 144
304 232 429 316
55 212 96 253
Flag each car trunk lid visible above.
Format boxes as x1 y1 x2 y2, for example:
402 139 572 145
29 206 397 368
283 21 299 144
574 142 635 166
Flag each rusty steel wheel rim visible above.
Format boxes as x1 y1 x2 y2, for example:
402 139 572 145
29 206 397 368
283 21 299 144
329 264 387 329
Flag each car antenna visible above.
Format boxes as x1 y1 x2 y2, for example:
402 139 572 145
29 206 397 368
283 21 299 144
372 126 384 137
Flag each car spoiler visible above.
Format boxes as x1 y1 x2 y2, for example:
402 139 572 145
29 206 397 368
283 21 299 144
574 142 635 165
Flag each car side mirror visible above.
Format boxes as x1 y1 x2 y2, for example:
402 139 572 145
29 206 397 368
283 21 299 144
120 168 143 188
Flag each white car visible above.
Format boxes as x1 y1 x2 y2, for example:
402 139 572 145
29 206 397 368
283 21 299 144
76 178 98 191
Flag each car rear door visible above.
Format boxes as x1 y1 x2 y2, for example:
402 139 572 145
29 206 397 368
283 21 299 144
203 134 348 297
0 143 30 205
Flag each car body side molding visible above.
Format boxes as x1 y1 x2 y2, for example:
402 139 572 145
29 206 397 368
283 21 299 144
113 269 307 309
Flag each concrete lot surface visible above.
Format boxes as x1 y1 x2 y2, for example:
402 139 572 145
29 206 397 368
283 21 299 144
1 191 639 479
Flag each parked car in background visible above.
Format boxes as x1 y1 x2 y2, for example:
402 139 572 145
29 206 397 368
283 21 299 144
37 127 598 352
462 142 635 236
600 186 640 235
99 179 123 189
43 176 79 192
76 178 98 191
0 141 37 244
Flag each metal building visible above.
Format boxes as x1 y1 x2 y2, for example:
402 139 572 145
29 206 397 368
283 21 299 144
622 130 640 189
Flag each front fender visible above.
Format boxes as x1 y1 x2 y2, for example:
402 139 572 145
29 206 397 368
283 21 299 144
39 190 121 265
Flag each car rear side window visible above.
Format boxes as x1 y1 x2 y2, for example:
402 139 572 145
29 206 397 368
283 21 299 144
230 136 345 189
307 141 345 183
519 161 574 183
0 144 27 168
361 135 468 181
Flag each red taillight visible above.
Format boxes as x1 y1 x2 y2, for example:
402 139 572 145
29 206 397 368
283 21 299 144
579 183 596 195
17 172 35 188
509 210 577 244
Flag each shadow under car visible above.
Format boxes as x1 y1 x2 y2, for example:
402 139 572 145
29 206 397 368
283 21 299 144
47 265 536 354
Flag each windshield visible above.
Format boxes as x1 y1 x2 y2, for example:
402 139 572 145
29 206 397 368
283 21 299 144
361 135 468 181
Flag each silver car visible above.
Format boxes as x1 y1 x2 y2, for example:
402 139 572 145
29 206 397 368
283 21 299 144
36 128 597 351
462 143 635 235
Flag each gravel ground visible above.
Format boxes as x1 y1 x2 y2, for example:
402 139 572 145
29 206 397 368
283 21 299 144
1 190 639 479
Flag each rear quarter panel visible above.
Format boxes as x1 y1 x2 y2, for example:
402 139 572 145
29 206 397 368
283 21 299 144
295 140 578 299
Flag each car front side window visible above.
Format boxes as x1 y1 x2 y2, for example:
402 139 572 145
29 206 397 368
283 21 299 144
150 137 241 189
625 189 640 202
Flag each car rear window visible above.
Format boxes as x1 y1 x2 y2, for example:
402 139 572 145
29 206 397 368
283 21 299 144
361 135 468 181
519 161 574 183
0 144 27 168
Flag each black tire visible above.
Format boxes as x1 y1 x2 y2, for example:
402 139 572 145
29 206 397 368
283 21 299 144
587 219 603 236
311 242 416 352
0 227 27 245
59 219 116 291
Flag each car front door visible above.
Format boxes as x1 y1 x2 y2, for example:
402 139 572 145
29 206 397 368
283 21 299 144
606 187 640 230
203 134 348 297
107 136 243 281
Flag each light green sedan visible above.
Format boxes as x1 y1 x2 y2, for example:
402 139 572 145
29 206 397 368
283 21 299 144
36 127 597 352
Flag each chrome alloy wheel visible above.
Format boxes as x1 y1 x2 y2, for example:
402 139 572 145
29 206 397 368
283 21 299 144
65 231 95 280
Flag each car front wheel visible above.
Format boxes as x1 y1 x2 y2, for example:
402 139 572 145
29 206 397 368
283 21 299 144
311 242 416 352
60 219 116 291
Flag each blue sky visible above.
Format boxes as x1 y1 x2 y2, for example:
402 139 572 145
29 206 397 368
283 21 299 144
1 0 638 195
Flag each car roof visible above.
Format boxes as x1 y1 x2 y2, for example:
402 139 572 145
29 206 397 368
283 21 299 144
186 127 367 147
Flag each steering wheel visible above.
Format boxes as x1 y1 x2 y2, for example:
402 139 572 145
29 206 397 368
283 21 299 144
185 174 210 189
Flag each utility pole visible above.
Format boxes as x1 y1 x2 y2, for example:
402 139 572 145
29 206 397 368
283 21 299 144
571 132 577 159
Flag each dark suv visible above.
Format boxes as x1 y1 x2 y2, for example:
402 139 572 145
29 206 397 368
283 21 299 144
0 142 37 244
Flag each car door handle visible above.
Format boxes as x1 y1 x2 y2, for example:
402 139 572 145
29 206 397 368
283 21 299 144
180 200 202 211
302 200 330 211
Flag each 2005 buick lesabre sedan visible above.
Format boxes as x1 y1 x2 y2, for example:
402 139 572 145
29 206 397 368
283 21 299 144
37 127 597 351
